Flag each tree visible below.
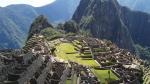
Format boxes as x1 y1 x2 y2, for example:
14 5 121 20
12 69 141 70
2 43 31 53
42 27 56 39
63 20 79 33
41 27 62 41
57 23 64 30
79 28 92 37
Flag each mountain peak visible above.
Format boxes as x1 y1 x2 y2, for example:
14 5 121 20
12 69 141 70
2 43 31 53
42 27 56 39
73 0 134 51
27 15 53 40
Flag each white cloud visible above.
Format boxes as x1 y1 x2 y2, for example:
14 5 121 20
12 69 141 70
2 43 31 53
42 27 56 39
0 0 55 7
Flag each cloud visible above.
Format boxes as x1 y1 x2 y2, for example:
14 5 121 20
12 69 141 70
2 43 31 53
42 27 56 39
0 0 55 7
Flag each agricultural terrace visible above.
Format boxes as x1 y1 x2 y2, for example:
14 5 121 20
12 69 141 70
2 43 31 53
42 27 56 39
54 40 119 83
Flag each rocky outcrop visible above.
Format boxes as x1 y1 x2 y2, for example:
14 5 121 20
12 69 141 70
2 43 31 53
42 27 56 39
73 0 135 51
27 15 53 40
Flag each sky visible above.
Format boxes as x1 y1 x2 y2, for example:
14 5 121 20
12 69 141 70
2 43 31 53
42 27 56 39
0 0 56 7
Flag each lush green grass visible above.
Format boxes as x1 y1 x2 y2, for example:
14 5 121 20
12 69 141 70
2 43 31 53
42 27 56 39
72 41 82 48
41 27 62 41
91 69 119 84
65 79 71 84
55 42 119 84
74 40 80 44
72 74 78 84
55 43 99 67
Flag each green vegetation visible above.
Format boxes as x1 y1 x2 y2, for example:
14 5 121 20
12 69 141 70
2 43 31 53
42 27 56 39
65 73 78 84
41 27 63 41
0 16 25 48
72 41 82 48
65 79 71 84
28 15 52 40
0 5 38 48
0 0 80 48
135 44 150 60
79 28 92 37
65 32 76 37
80 16 94 26
63 20 79 33
91 69 119 84
55 43 98 67
72 74 78 84
54 42 119 84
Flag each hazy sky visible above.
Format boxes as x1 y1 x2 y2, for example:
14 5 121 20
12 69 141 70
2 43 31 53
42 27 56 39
0 0 55 7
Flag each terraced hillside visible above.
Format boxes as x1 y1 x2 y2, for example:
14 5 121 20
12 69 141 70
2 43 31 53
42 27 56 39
0 20 148 84
47 36 144 84
0 34 148 84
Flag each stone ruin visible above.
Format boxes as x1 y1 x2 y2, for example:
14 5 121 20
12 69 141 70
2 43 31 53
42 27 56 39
0 35 144 84
68 36 143 84
0 36 70 84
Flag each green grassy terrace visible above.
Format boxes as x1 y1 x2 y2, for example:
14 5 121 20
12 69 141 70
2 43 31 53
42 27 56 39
54 42 119 83
55 43 98 67
91 69 119 83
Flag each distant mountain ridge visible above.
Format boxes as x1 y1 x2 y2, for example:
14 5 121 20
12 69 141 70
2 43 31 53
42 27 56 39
36 0 80 23
0 5 38 49
118 0 150 14
0 0 80 49
120 7 150 47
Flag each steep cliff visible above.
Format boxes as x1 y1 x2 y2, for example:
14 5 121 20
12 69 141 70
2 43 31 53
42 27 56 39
73 0 135 51
121 7 150 47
